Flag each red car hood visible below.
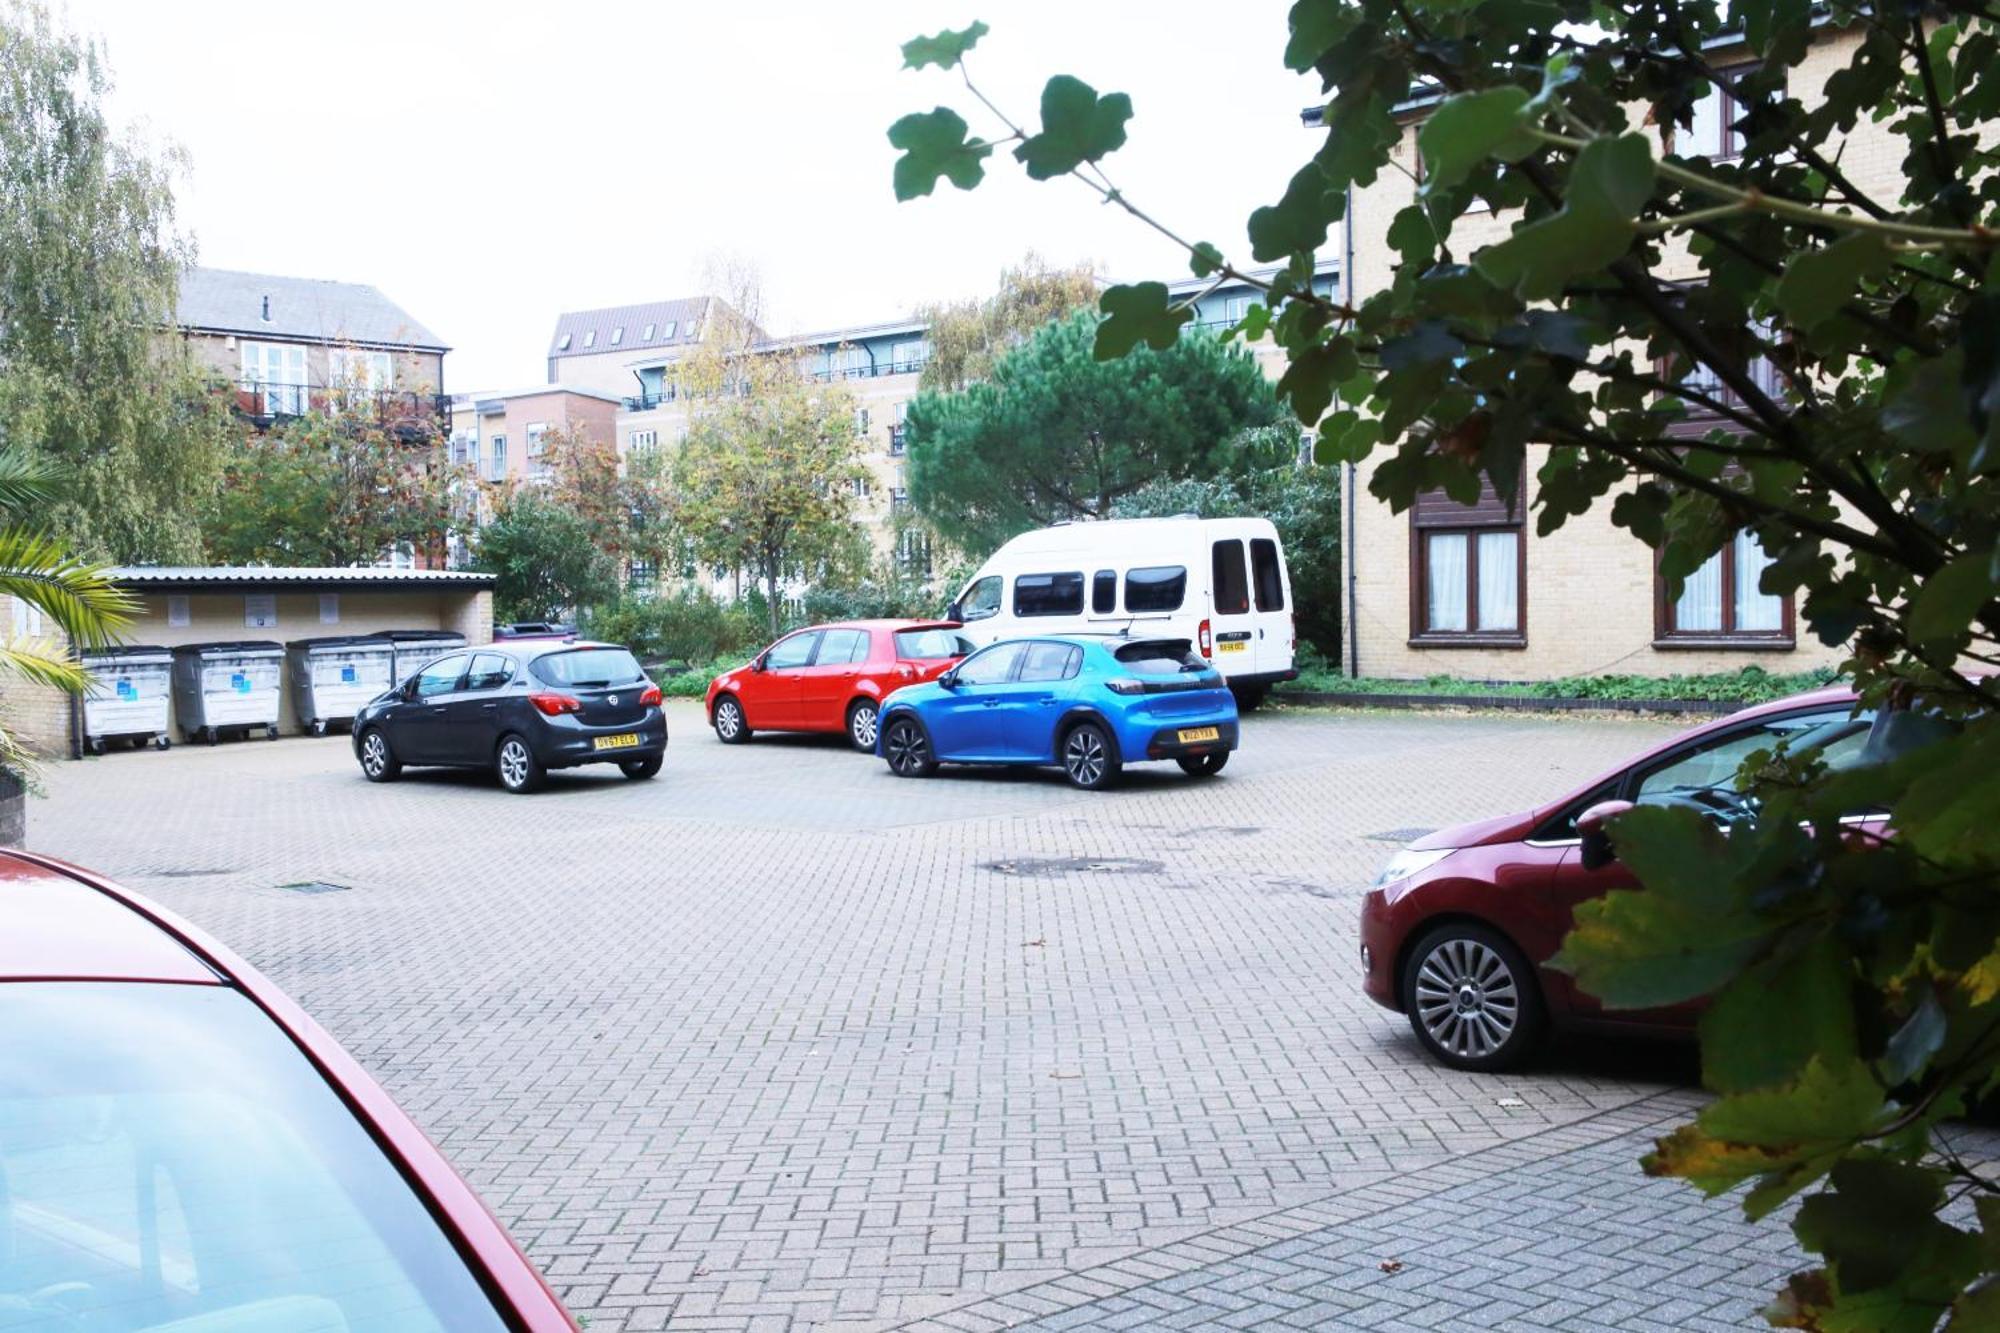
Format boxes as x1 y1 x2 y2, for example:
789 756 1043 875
1410 807 1543 851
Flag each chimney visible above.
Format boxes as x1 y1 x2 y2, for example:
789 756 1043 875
260 294 272 322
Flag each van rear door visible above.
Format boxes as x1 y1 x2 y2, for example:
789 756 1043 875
1246 534 1296 679
1208 537 1255 677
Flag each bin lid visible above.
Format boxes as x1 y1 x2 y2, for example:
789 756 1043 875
80 645 174 666
172 640 285 658
374 629 469 644
286 635 394 652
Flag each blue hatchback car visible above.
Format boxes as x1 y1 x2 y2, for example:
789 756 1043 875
875 635 1239 789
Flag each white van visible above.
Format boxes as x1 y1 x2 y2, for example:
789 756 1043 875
944 516 1299 705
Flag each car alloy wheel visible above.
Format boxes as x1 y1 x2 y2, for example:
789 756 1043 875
1404 926 1544 1071
1061 723 1118 790
713 697 748 744
358 728 399 782
848 701 879 751
884 718 933 776
496 736 542 793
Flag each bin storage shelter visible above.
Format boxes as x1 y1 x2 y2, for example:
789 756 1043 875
286 636 396 735
172 641 284 744
80 646 174 753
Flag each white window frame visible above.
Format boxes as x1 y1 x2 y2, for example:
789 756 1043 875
240 341 307 414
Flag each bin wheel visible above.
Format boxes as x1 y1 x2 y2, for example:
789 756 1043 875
266 725 279 741
155 735 171 751
203 728 218 746
87 738 105 756
310 719 327 737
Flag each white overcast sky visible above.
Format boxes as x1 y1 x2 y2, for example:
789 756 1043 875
80 0 1317 392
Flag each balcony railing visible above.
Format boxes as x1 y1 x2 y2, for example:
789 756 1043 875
622 386 679 411
810 357 928 383
233 381 451 428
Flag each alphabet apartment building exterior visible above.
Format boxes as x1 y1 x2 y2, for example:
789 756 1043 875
1329 27 1882 682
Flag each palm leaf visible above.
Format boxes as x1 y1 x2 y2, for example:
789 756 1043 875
0 448 64 514
0 640 89 694
0 527 135 651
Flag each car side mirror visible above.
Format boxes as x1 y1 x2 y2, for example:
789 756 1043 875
938 670 958 690
400 679 419 702
752 654 767 673
944 600 963 622
1577 799 1635 871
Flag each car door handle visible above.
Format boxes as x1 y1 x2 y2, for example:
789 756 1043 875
481 702 497 711
429 706 448 716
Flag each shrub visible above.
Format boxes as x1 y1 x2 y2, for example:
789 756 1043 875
580 591 765 667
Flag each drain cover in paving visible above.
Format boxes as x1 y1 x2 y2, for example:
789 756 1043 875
1365 827 1434 843
276 880 351 895
983 856 1165 877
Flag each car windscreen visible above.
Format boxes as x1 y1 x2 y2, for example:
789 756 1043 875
1113 640 1210 676
0 981 507 1332
530 646 644 688
894 628 973 660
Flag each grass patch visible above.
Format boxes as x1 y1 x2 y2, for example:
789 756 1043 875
1283 664 1838 706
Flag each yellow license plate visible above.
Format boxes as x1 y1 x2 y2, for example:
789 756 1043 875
1177 726 1221 744
1217 641 1248 653
592 733 641 751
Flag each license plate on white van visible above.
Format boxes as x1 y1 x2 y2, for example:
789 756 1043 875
1217 641 1247 654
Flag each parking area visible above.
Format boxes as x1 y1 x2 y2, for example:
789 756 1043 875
27 702 1882 1330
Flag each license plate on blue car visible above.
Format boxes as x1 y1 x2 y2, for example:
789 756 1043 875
1177 726 1221 744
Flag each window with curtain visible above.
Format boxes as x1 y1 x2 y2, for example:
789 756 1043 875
1659 529 1790 643
1410 477 1526 644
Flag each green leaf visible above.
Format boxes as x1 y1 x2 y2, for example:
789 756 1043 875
1276 338 1359 427
1417 86 1531 195
1189 242 1225 278
1698 1057 1886 1148
1248 163 1345 263
1775 233 1891 332
1550 805 1768 1008
1283 0 1350 72
1882 349 1976 458
1014 75 1132 180
1794 1158 1956 1294
1699 932 1856 1094
900 21 989 71
1907 552 1995 645
1475 133 1654 299
1879 990 1947 1087
1093 283 1191 359
888 108 993 200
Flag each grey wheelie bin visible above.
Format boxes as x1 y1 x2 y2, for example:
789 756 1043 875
80 645 174 754
376 630 467 687
171 641 284 744
286 635 396 736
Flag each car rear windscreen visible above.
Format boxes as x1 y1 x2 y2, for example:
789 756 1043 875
1114 641 1209 676
531 647 645 687
894 628 973 659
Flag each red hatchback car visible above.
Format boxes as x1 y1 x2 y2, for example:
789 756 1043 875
0 849 575 1331
706 620 972 751
1360 685 1877 1072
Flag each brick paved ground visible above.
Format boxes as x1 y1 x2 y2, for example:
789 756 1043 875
28 702 1972 1330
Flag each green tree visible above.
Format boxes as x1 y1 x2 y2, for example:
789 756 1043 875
474 493 621 624
904 312 1283 556
207 405 462 567
915 252 1100 392
0 1 231 561
671 353 868 635
896 6 2000 1323
1115 453 1342 661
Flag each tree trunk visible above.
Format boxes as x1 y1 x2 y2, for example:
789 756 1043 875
766 565 782 636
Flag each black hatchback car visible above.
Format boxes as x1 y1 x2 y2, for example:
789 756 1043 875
352 641 666 793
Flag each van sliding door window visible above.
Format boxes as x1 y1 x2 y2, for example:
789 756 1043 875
1211 541 1250 615
1250 539 1285 612
1014 572 1084 617
1091 570 1117 614
1124 566 1187 613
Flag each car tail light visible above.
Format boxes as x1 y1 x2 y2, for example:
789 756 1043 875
1198 618 1213 657
639 684 663 707
529 692 581 716
1106 678 1146 695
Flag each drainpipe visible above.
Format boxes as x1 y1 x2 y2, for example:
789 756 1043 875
1341 188 1360 679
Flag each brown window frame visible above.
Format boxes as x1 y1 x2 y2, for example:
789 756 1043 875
1668 62 1776 164
1652 539 1796 650
1408 476 1528 649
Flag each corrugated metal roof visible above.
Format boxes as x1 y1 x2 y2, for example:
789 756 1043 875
548 297 717 359
106 566 496 589
176 267 449 351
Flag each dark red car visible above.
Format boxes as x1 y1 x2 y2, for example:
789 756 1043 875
705 620 972 751
1359 685 1876 1071
0 848 575 1330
